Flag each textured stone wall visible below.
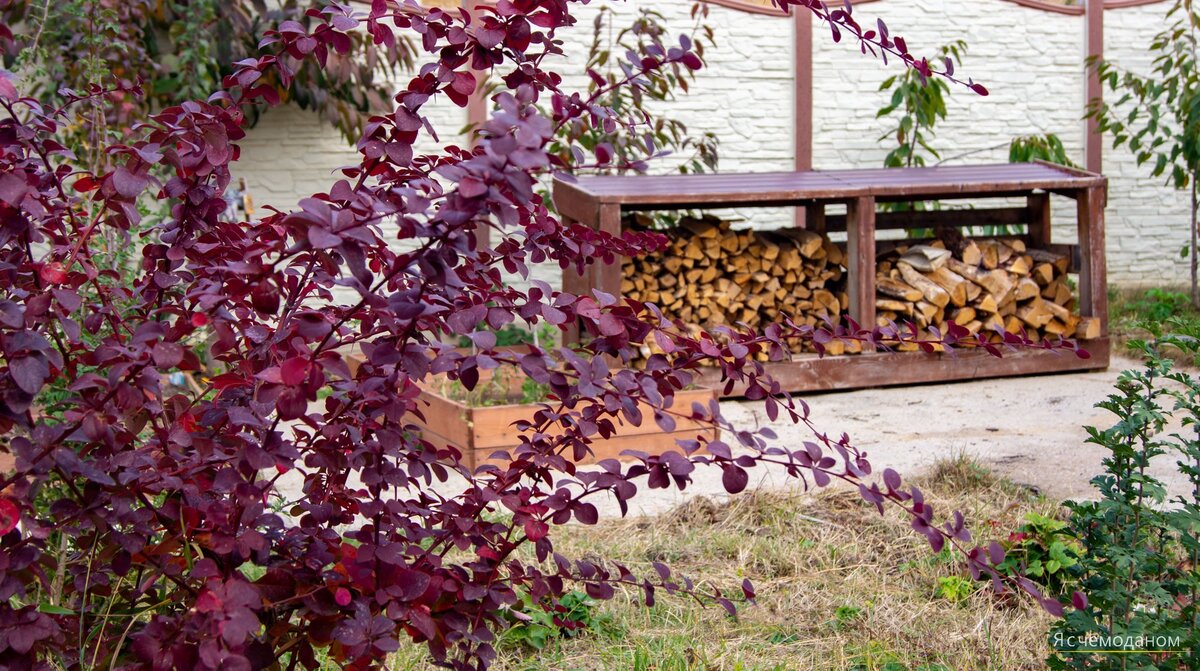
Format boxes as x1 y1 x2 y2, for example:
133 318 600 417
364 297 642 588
1102 3 1190 286
233 0 1187 290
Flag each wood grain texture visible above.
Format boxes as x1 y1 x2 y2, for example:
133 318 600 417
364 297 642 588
1076 186 1109 334
846 196 876 337
696 339 1111 396
552 164 1105 209
409 388 720 469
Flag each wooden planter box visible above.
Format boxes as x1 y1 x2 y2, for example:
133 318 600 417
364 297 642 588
410 380 719 470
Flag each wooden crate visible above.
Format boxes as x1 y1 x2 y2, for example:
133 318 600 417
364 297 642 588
411 381 719 470
553 162 1110 395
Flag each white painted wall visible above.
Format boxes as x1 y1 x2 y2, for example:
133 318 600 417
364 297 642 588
233 0 1188 289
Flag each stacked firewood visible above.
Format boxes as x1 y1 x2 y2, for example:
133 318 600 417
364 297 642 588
875 238 1100 347
621 215 1096 364
621 215 849 348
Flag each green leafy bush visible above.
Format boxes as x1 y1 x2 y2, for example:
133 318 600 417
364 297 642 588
456 323 559 349
994 512 1082 596
935 576 974 605
501 589 613 651
1126 288 1194 324
1047 335 1200 670
1089 0 1200 306
1009 134 1076 167
876 40 966 170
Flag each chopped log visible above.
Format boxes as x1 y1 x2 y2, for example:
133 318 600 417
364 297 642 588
1033 262 1055 286
1014 277 1040 301
1028 248 1071 274
952 307 977 324
975 293 999 314
960 240 982 266
878 277 924 302
899 262 951 308
1016 299 1055 329
1075 316 1099 340
927 267 970 308
900 245 952 272
980 241 1000 269
791 230 826 258
1007 255 1031 277
914 301 940 322
974 269 1014 300
877 298 914 315
1044 300 1072 322
964 282 982 303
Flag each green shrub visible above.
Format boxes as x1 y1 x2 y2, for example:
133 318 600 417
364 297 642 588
500 589 613 651
994 512 1082 596
934 576 974 605
1126 288 1193 324
1047 335 1200 670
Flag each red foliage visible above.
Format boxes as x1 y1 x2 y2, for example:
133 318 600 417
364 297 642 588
0 2 1066 669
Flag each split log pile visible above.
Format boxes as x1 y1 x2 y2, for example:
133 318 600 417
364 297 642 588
621 215 855 357
875 238 1100 349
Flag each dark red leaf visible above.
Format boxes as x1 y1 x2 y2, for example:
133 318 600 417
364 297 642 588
0 497 19 535
280 357 309 386
722 465 749 494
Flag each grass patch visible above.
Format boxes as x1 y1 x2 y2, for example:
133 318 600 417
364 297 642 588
391 458 1063 670
1108 287 1200 363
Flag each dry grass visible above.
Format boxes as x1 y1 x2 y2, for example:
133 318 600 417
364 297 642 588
392 456 1063 670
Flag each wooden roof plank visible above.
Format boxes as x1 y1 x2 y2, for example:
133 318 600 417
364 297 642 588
551 163 1105 210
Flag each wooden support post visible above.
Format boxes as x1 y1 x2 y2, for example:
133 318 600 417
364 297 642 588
846 196 876 347
1076 186 1108 335
464 0 490 250
561 213 587 345
793 9 812 227
594 203 623 299
805 202 826 233
1027 192 1052 248
562 203 622 344
1085 0 1104 174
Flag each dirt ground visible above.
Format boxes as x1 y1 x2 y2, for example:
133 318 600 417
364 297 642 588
599 353 1195 518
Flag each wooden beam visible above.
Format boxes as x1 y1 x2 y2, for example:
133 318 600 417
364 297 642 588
1076 185 1109 334
696 339 1111 396
561 212 587 345
805 202 826 233
464 0 490 249
1027 193 1053 247
846 197 876 339
825 206 1028 232
1085 0 1104 173
594 203 623 298
794 9 813 227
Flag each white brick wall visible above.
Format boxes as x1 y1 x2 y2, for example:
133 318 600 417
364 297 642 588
233 0 1189 290
811 0 1085 243
234 94 462 212
1102 3 1191 286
